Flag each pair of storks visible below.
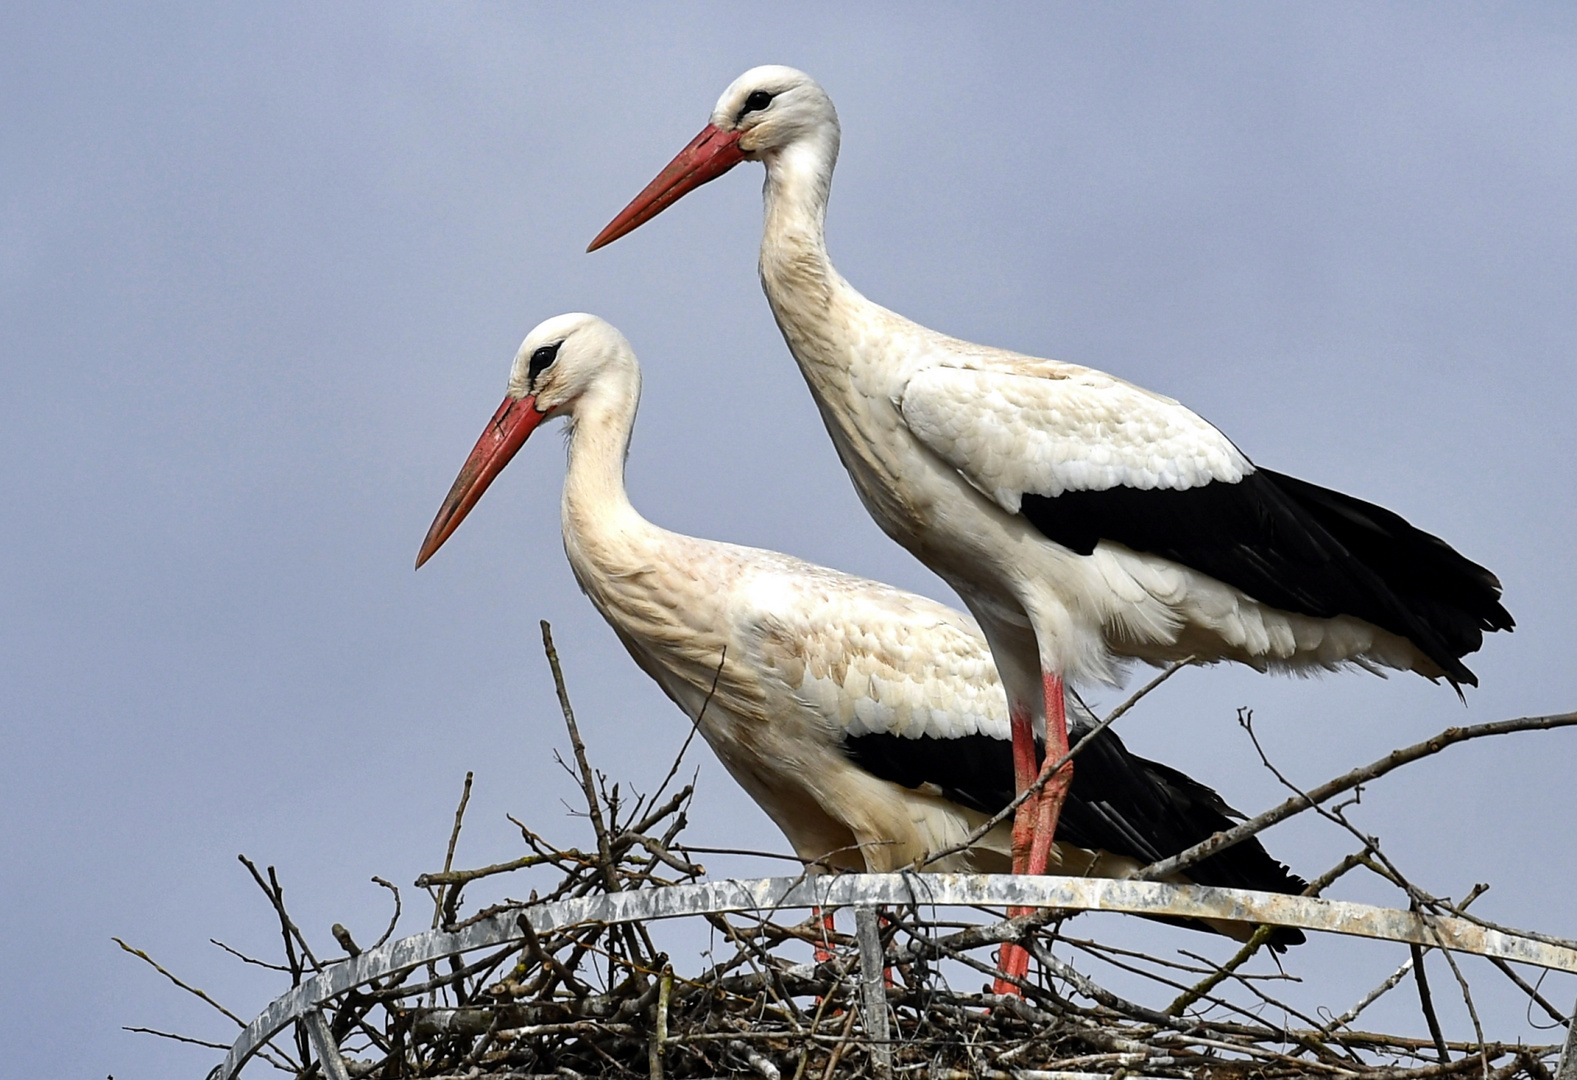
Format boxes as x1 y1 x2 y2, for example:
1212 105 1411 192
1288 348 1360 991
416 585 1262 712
418 67 1512 981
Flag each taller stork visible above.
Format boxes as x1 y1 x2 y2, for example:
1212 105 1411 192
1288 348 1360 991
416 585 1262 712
586 66 1513 986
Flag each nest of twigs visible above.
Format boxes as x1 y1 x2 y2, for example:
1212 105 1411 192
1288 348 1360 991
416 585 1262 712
120 625 1577 1080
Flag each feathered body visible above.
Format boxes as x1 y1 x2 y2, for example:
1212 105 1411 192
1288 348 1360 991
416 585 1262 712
592 66 1512 722
588 78 1510 985
419 314 1308 947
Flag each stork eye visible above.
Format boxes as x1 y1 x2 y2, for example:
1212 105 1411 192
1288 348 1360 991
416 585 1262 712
739 89 774 120
528 342 562 383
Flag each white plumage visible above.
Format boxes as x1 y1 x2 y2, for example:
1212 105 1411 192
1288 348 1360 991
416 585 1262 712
418 314 1016 873
414 314 1311 949
586 65 1512 972
896 364 1251 510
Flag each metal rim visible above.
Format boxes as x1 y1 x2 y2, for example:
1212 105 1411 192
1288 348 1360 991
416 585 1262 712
216 873 1577 1080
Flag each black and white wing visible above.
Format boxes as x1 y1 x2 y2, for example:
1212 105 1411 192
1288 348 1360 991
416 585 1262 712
897 362 1511 683
734 562 1307 943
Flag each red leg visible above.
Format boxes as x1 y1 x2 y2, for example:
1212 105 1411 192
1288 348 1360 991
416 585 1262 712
1007 702 1040 873
995 675 1075 996
813 906 836 964
995 701 1040 995
878 912 895 987
1026 673 1072 877
813 907 841 1009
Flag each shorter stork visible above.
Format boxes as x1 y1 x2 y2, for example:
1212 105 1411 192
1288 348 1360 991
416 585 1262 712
417 314 1309 969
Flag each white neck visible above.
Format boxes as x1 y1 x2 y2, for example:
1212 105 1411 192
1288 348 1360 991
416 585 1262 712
553 362 739 721
761 137 834 253
559 365 651 571
756 129 937 542
758 134 849 343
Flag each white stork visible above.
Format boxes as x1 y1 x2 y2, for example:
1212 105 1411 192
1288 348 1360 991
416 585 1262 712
585 66 1514 985
416 313 1309 953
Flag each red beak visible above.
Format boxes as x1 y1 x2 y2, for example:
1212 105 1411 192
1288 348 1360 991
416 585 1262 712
416 394 547 569
587 124 745 252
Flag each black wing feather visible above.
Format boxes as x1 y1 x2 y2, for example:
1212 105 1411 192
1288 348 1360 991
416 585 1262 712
843 717 1308 949
1019 468 1511 685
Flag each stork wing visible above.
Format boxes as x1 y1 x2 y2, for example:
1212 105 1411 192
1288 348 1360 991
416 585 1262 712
895 364 1251 513
732 564 1010 744
727 563 1304 905
895 364 1507 681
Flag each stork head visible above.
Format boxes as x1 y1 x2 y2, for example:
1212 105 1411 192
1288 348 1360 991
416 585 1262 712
416 313 636 568
588 65 838 251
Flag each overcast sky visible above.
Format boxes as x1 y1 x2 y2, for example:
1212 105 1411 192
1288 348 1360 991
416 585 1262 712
4 5 1576 1077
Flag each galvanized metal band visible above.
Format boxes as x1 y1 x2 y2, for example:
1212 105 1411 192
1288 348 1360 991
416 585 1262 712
217 874 1577 1080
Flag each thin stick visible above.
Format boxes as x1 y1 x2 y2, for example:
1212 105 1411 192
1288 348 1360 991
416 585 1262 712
1330 960 1419 1036
1433 931 1493 1078
121 1026 231 1050
431 770 473 929
820 1000 860 1080
236 856 322 974
113 938 248 1028
675 845 814 863
118 944 303 1072
1323 885 1489 1037
1412 932 1451 1064
921 658 1193 868
650 961 673 1080
369 876 402 951
518 914 594 998
1234 706 1482 1069
416 851 561 889
1136 710 1577 881
209 938 290 972
1166 851 1366 1015
1086 658 1195 729
1028 940 1179 1028
535 626 656 977
650 647 726 810
542 620 619 893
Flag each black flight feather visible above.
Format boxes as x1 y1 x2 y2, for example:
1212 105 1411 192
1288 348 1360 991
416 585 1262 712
1019 467 1511 685
843 715 1308 949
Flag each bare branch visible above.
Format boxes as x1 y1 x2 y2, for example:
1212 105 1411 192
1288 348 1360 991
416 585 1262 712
542 620 619 893
415 851 561 889
369 876 402 951
1137 710 1577 881
113 937 247 1027
209 938 289 972
431 770 473 930
236 855 321 975
1167 850 1366 1015
1412 931 1452 1063
122 1025 232 1050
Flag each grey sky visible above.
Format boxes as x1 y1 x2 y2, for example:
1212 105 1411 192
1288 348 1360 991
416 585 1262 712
3 5 1575 1076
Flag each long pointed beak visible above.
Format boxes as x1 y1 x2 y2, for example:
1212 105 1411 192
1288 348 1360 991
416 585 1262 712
416 394 547 569
587 124 745 252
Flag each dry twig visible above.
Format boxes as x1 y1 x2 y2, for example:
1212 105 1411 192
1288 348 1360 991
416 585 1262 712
1137 711 1577 882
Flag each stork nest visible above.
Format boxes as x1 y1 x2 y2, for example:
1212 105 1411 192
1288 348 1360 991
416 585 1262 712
119 626 1574 1080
